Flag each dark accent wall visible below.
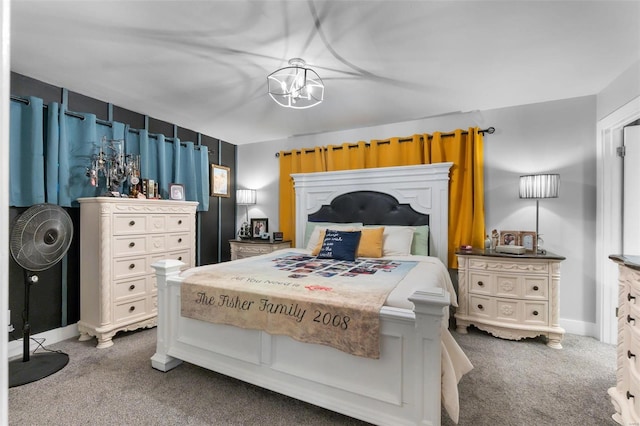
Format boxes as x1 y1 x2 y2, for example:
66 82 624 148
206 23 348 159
9 72 237 339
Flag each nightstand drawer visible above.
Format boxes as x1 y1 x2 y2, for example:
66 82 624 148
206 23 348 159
522 301 547 325
229 240 292 260
469 295 493 318
469 272 492 294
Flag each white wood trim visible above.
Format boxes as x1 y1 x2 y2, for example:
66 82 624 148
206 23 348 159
596 96 640 344
1 2 11 420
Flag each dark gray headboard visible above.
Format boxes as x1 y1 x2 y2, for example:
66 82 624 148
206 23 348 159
307 190 429 226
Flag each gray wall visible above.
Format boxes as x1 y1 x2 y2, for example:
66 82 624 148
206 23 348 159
237 95 598 335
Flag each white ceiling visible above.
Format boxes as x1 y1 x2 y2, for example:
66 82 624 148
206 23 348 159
10 0 640 145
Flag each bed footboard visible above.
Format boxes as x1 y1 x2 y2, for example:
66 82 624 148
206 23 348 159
151 260 450 426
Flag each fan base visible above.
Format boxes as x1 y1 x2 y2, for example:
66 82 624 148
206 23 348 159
9 352 69 387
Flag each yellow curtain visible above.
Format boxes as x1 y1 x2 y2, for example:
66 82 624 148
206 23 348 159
278 147 326 243
278 128 485 268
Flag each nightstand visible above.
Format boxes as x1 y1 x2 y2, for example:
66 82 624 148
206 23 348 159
229 239 292 260
455 249 566 348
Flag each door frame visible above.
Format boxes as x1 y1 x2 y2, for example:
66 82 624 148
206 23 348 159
596 96 640 344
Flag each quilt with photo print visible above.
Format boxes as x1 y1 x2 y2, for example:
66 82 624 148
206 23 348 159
180 251 417 358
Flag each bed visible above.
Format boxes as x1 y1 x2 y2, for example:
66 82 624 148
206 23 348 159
151 163 472 425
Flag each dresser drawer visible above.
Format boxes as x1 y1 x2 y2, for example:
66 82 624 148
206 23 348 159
166 214 192 232
113 215 147 235
149 215 166 233
149 235 166 252
166 233 191 251
114 277 147 301
114 298 147 323
113 256 148 280
167 249 191 265
113 235 148 257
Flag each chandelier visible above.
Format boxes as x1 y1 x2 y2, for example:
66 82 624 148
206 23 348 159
267 58 324 109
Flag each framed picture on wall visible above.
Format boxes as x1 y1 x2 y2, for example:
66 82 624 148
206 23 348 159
210 164 230 197
250 218 269 239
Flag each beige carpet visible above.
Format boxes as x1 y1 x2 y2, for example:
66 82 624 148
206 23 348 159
9 326 617 425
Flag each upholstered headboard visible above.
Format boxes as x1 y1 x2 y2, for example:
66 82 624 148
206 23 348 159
308 191 429 226
291 163 452 266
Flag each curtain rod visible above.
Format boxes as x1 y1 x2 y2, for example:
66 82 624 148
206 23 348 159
11 94 209 151
275 126 495 157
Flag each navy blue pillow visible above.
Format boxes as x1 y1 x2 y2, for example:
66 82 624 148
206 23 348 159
316 229 362 261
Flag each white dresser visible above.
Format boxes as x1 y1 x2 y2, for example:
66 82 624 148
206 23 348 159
609 254 640 425
455 249 565 348
78 197 198 348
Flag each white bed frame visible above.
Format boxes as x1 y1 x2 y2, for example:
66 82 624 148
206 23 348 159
151 163 454 426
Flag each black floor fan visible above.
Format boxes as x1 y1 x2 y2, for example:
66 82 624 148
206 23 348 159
9 203 74 387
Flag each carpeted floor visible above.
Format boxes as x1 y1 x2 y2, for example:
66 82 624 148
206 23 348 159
9 326 617 425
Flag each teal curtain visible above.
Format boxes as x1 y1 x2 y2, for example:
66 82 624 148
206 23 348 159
9 96 210 211
9 96 45 206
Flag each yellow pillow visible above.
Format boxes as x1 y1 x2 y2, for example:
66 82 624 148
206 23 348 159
311 229 326 255
356 227 385 258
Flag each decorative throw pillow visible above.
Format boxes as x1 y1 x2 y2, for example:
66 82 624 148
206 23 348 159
356 227 385 258
382 226 415 256
305 223 362 251
316 229 362 261
311 229 326 256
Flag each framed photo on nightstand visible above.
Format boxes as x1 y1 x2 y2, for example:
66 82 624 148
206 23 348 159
520 231 537 252
500 230 520 246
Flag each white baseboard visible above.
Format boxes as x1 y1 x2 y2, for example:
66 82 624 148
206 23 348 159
8 323 79 360
560 317 598 339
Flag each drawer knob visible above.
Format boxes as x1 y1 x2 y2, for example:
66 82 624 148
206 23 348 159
178 238 183 243
178 220 183 225
477 304 484 310
629 293 636 303
477 281 484 287
533 286 539 291
533 310 539 316
129 263 135 269
129 306 135 312
129 220 135 226
628 391 635 400
178 256 183 261
628 350 636 359
129 285 135 291
129 242 135 248
628 314 636 324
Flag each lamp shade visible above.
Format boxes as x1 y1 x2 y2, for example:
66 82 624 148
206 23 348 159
236 189 256 205
519 174 560 199
267 58 324 109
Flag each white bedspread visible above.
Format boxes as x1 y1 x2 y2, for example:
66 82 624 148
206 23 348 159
180 248 472 423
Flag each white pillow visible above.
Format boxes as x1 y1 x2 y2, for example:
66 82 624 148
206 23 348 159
381 226 415 256
305 223 362 251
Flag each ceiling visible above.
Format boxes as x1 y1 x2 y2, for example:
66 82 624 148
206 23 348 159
10 0 640 145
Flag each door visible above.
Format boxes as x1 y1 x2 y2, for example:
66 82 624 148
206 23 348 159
624 125 640 255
